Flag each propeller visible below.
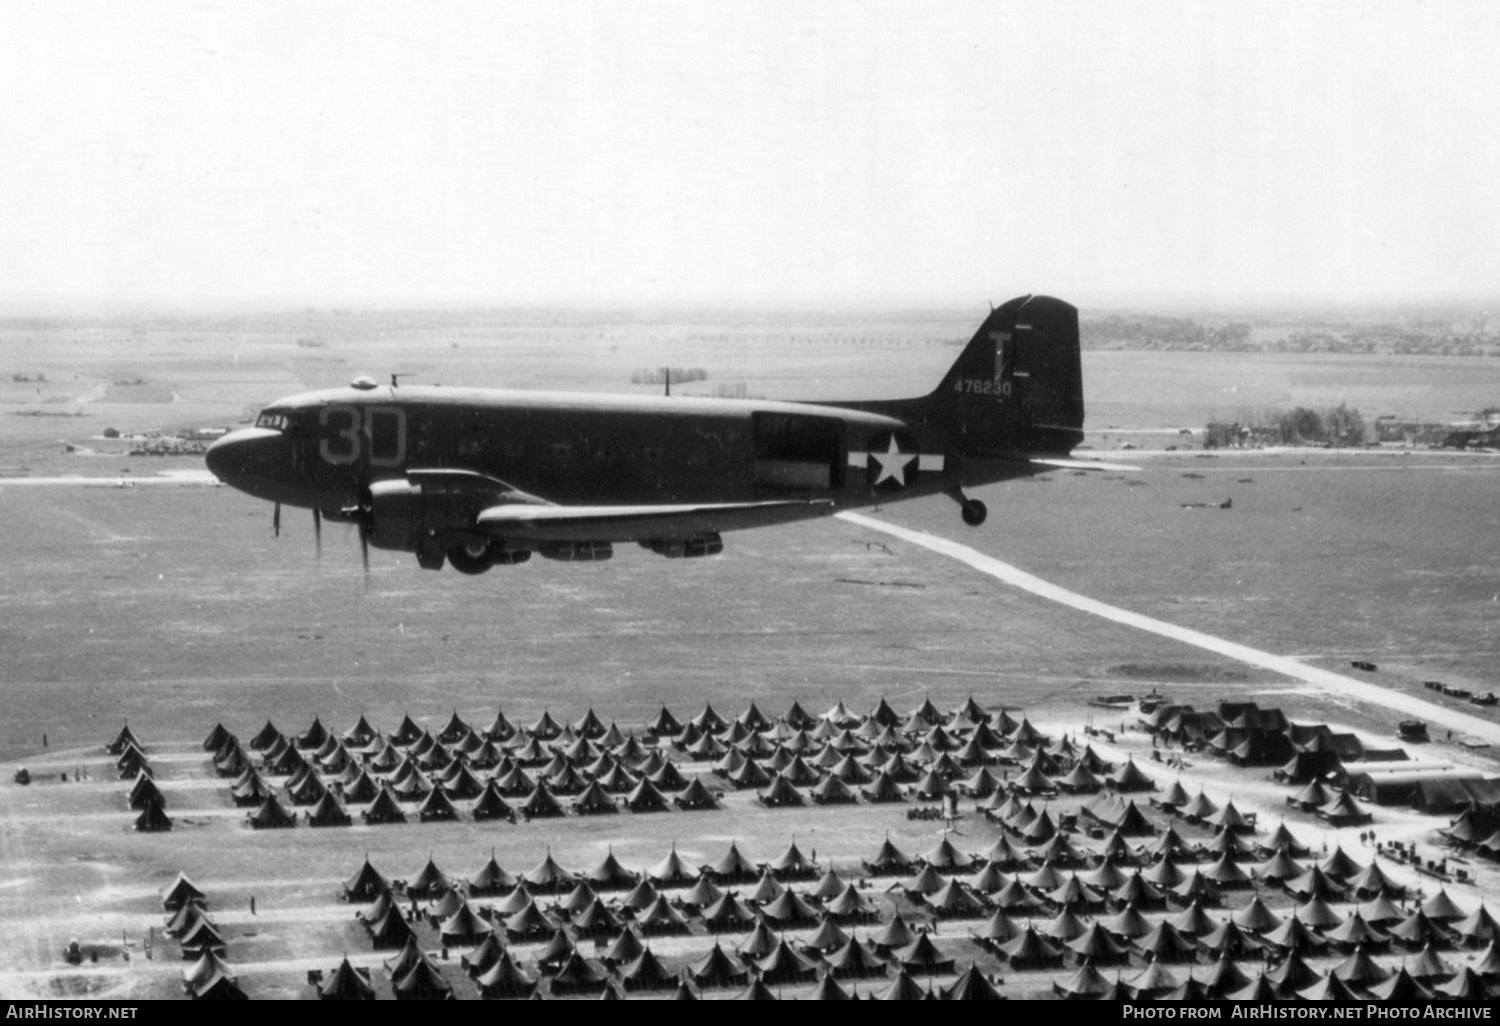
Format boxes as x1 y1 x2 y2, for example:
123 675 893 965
273 502 281 538
359 515 370 584
341 488 374 591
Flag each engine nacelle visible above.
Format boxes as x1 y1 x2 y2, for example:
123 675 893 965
366 477 491 552
641 534 723 558
538 541 613 562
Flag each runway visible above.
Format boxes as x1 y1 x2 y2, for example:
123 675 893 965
838 510 1500 746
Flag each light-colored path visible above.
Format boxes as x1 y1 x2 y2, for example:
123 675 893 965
0 470 218 486
837 511 1500 746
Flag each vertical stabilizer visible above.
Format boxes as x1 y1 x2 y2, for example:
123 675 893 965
931 295 1084 456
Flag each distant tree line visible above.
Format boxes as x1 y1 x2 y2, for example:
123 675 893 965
1083 316 1254 351
1206 403 1367 448
631 367 708 385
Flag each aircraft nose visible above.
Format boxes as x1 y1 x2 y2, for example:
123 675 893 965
205 427 286 491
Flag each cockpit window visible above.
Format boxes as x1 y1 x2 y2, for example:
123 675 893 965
256 412 290 431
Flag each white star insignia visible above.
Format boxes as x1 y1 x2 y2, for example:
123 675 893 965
870 436 917 487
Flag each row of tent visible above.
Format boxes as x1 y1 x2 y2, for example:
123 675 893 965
209 696 1055 791
212 693 1035 762
317 937 1009 1001
106 727 175 833
159 876 247 1000
207 702 1079 826
1045 945 1500 1001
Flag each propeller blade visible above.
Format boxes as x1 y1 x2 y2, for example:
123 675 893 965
273 502 281 538
359 520 370 590
313 508 322 559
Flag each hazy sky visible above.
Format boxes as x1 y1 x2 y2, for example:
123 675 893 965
4 1 1499 308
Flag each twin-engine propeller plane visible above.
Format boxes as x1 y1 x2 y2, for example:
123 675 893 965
206 294 1111 575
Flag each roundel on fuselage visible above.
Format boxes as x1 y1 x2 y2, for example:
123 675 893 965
864 432 919 491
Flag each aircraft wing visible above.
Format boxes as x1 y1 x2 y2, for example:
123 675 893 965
475 498 833 542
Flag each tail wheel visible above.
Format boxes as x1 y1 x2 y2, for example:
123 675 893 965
447 540 495 575
961 499 987 527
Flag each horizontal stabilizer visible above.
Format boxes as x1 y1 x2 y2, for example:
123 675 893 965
1029 457 1141 473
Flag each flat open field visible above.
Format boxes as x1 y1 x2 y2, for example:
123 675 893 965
0 309 1497 999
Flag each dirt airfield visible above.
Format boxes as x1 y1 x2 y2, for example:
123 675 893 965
0 309 1497 999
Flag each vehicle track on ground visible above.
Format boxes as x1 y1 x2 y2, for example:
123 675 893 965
838 511 1500 746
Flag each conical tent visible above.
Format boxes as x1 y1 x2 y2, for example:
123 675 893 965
572 780 618 816
476 950 536 999
439 901 494 947
997 925 1064 970
600 926 645 966
134 800 172 833
182 950 234 995
1108 757 1156 792
1420 887 1467 923
674 775 718 810
518 780 565 818
1127 956 1182 999
416 787 460 822
806 975 854 1001
248 794 296 829
162 873 206 912
688 940 748 988
1053 958 1113 998
391 954 454 1001
367 906 415 950
128 773 165 810
646 844 699 885
502 901 558 941
408 856 452 898
825 936 890 978
571 897 624 938
704 840 758 882
179 917 226 958
470 781 515 822
646 705 684 736
802 917 851 954
869 913 918 952
1136 919 1201 963
760 889 821 926
700 892 758 932
361 787 406 825
1067 922 1132 965
921 835 976 873
634 894 690 935
586 848 639 890
1331 943 1391 986
754 937 820 984
462 934 505 978
1325 909 1390 948
680 876 724 910
620 946 677 991
1452 904 1500 945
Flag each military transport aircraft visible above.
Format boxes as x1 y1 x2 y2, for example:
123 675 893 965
206 294 1110 574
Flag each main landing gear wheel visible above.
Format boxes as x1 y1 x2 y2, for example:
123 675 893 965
447 541 495 575
961 499 987 526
